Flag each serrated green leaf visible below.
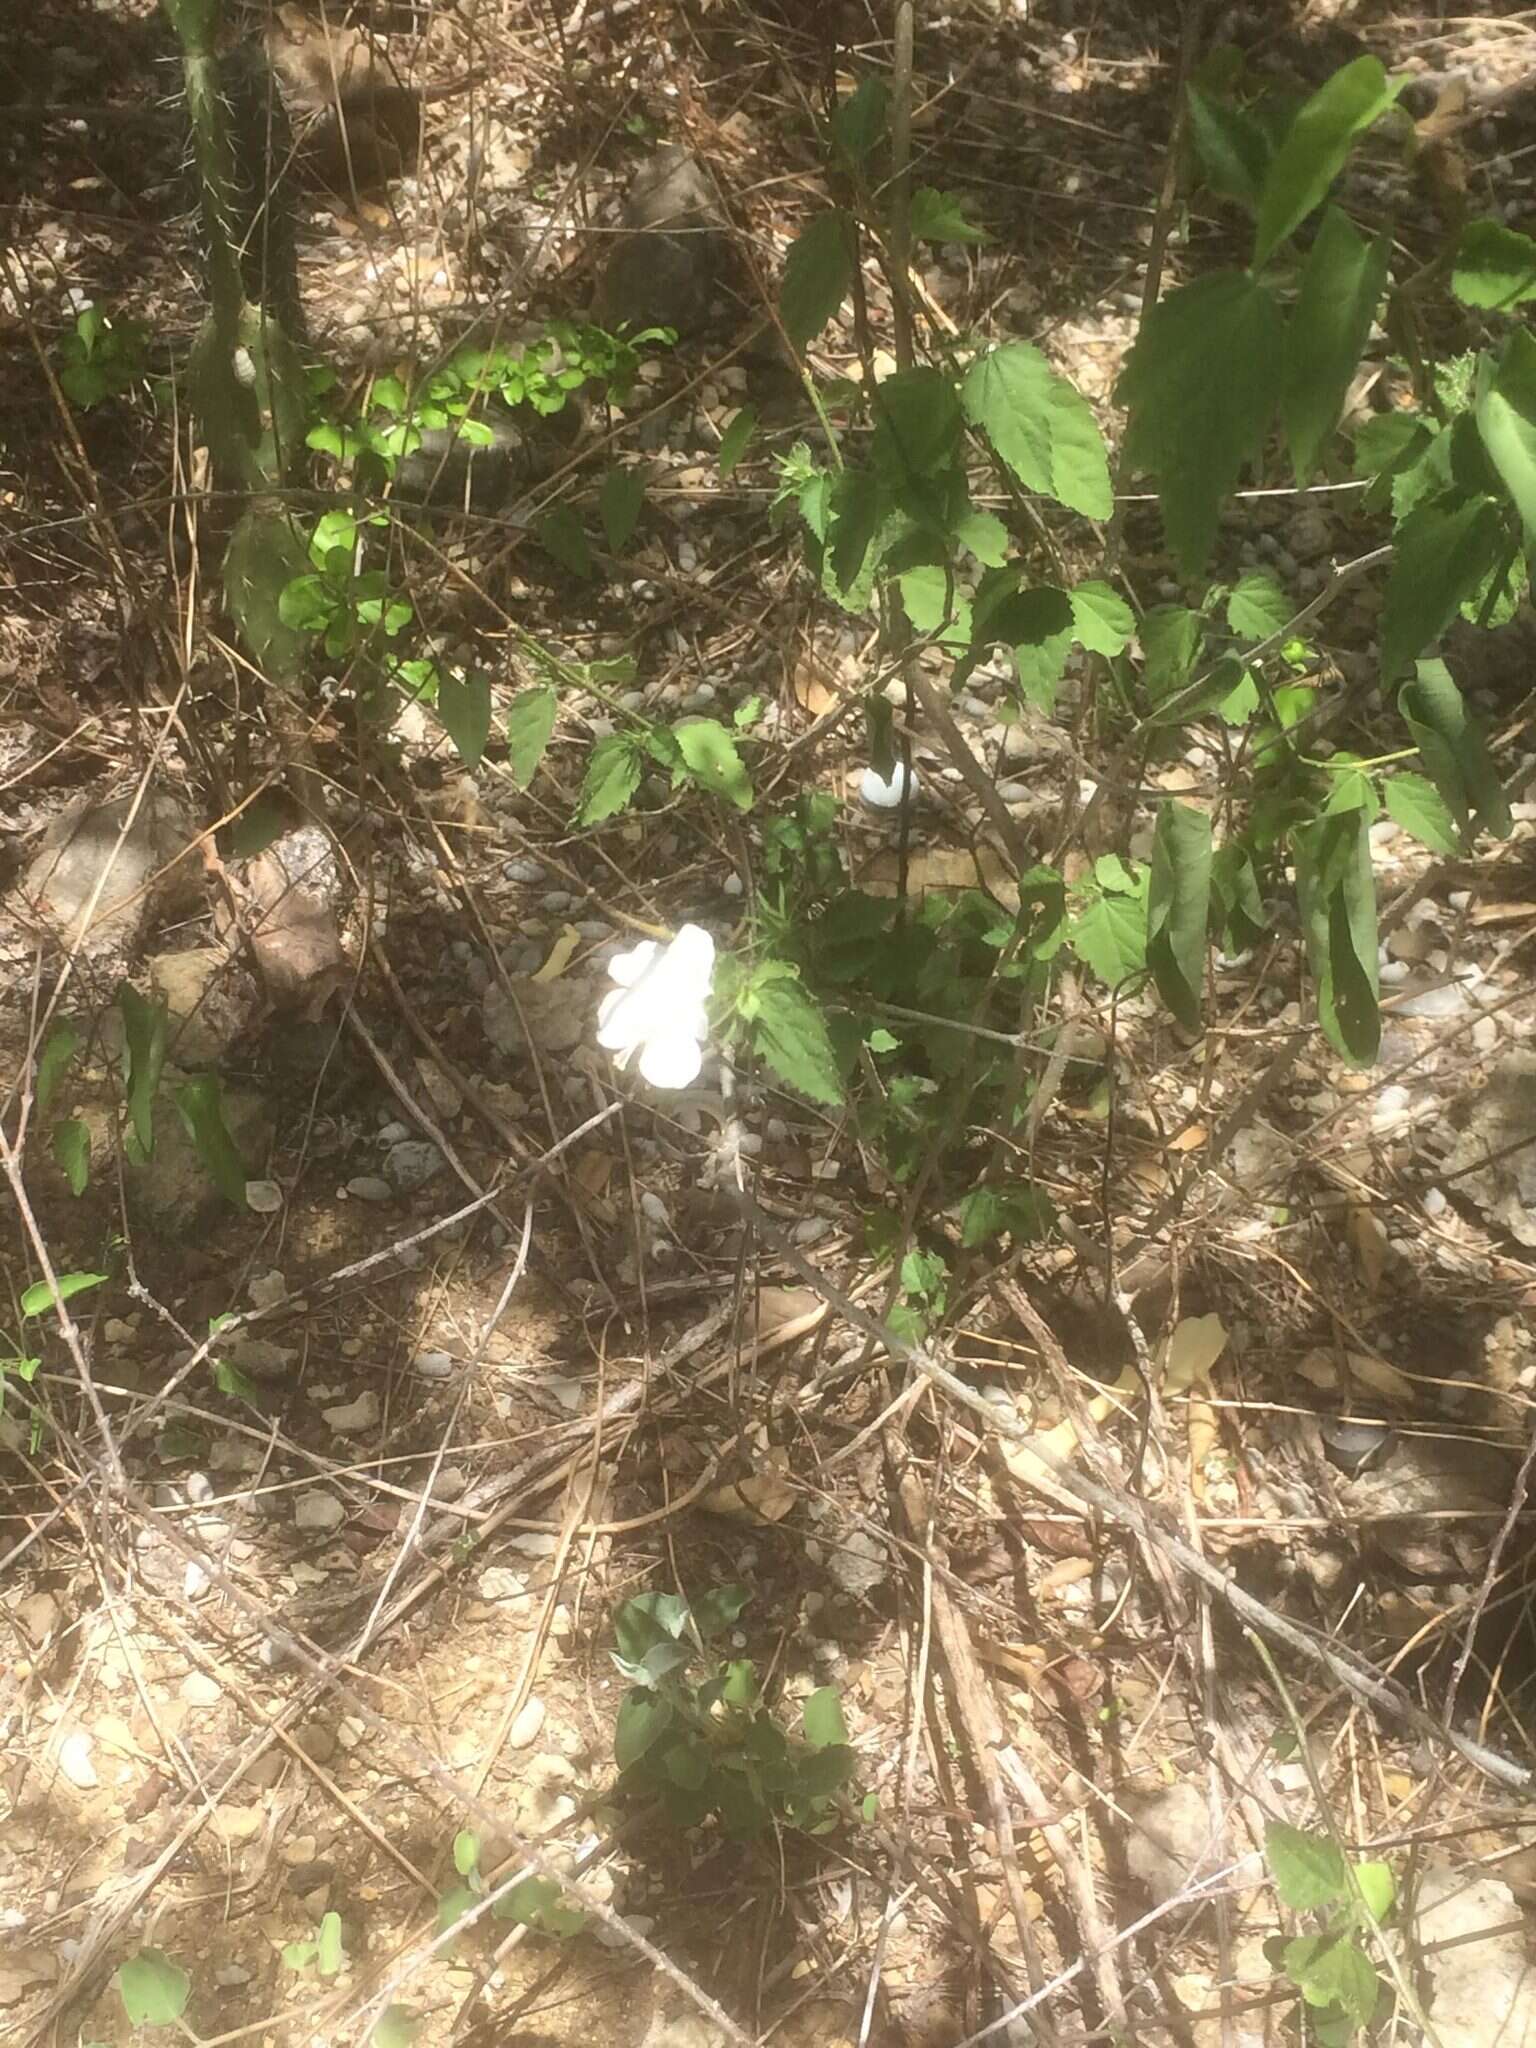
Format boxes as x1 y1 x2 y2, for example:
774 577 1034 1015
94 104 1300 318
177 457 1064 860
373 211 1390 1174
36 1022 79 1115
741 969 842 1105
674 718 753 811
22 1269 109 1317
1142 605 1204 700
615 1689 674 1769
1293 808 1380 1067
1227 571 1291 641
961 342 1112 520
436 668 491 771
1285 208 1391 479
1146 801 1212 1032
803 1685 849 1748
52 1117 90 1196
953 507 1009 567
896 562 972 653
1400 658 1511 843
115 1950 190 2026
782 210 855 351
1476 327 1536 544
1383 770 1460 855
910 186 991 244
832 77 888 164
1266 1821 1348 1909
577 733 645 825
1068 884 1147 990
119 984 167 1157
506 685 558 789
828 467 885 594
534 504 593 578
1284 1930 1379 2024
872 368 963 481
1380 495 1506 682
1254 57 1397 266
1452 217 1536 312
1186 84 1270 210
172 1077 247 1206
718 405 757 478
972 585 1074 711
1118 271 1284 575
600 465 646 552
1070 579 1134 656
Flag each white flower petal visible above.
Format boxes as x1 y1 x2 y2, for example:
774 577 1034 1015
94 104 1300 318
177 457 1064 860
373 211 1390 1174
595 925 715 1087
607 940 660 988
638 1031 704 1089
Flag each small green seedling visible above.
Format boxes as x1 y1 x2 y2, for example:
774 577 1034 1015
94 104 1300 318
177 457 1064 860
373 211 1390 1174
1264 1821 1395 2042
436 1831 584 1941
610 1586 858 1838
56 305 147 408
114 1949 190 2028
282 1909 346 1977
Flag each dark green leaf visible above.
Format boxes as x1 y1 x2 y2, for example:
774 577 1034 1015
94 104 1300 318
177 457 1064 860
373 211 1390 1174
52 1117 90 1196
507 685 558 788
692 1584 750 1638
872 369 963 481
1380 495 1506 681
615 1689 674 1769
1146 802 1212 1032
36 1022 79 1115
1226 571 1291 641
534 504 593 578
22 1269 109 1317
1070 579 1134 656
663 1735 711 1790
600 465 646 553
975 586 1075 714
614 1591 690 1662
739 965 842 1105
803 1686 849 1749
1284 1931 1379 2024
1186 84 1270 209
115 1951 190 2026
782 210 855 351
909 187 991 244
1211 842 1267 949
1293 808 1380 1066
1452 218 1536 312
119 983 167 1157
436 669 491 771
832 77 889 165
1383 770 1460 855
1400 658 1511 842
1254 57 1397 266
577 734 645 825
674 718 754 811
1476 327 1536 543
828 468 885 594
1284 207 1392 479
172 1077 247 1205
794 1742 855 1798
1141 606 1204 700
961 342 1112 520
718 405 757 478
1353 410 1425 482
1117 271 1284 575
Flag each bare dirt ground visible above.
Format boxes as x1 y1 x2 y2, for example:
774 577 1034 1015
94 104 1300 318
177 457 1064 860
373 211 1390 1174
4 1 1536 2044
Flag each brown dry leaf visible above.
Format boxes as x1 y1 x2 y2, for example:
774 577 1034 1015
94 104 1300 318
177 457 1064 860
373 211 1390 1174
1003 1394 1115 1492
1472 901 1536 928
1037 1556 1094 1597
571 1150 616 1200
1187 1398 1220 1504
1342 1350 1415 1403
1161 1313 1229 1392
1019 1514 1093 1558
858 841 1019 908
792 657 840 719
534 924 582 982
743 1287 827 1358
702 1469 796 1523
1167 1121 1207 1153
1347 1203 1388 1292
1296 1347 1340 1391
1048 1653 1104 1703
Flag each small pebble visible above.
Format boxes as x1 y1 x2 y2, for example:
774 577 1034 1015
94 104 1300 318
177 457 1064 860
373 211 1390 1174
413 1349 455 1379
377 1120 412 1146
792 1217 832 1246
294 1491 345 1533
346 1175 394 1204
246 1180 283 1214
505 858 546 884
181 1672 222 1707
56 1733 98 1790
322 1391 381 1434
386 1141 444 1195
1422 1187 1448 1218
248 1269 287 1310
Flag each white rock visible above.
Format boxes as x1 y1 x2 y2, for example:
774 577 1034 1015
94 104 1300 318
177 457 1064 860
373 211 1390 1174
181 1671 222 1706
508 1698 547 1748
510 1531 559 1557
322 1391 381 1434
294 1491 345 1532
248 1269 287 1310
1416 1865 1536 2048
477 1567 527 1602
1123 1779 1220 1907
56 1733 98 1789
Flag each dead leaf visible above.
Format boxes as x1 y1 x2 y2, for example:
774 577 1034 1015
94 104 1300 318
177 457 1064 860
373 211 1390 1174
1472 901 1536 928
857 841 1019 909
1161 1313 1228 1391
702 1470 796 1523
1019 1515 1093 1558
1342 1350 1414 1404
1187 1398 1220 1503
1167 1121 1207 1153
571 1150 616 1200
1296 1347 1340 1391
1037 1556 1094 1597
534 924 582 982
792 657 840 719
1047 1653 1103 1703
1347 1203 1388 1292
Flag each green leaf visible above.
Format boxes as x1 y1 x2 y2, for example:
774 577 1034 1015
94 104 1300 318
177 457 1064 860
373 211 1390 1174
832 77 889 164
281 1939 319 1971
961 342 1112 520
1400 658 1511 843
1284 208 1392 479
803 1686 849 1749
436 668 491 771
953 507 1009 567
52 1117 90 1196
1186 84 1269 210
718 405 757 478
1142 605 1204 700
1380 495 1506 682
1452 218 1536 312
1146 802 1212 1033
722 1658 758 1706
1383 771 1460 855
1254 57 1397 267
36 1022 79 1114
115 1951 190 2026
1266 1821 1348 1910
1118 271 1283 575
495 1875 584 1937
1354 1860 1395 1924
958 1184 1054 1248
172 1077 247 1206
1067 885 1147 990
739 966 842 1105
1284 1931 1379 2025
600 465 646 552
213 1357 258 1400
577 733 645 825
1293 808 1380 1067
534 504 593 578
909 187 991 244
692 1583 750 1638
372 2007 423 2048
971 585 1074 712
119 984 167 1157
437 1885 478 1934
506 685 558 789
453 1831 481 1878
615 1689 674 1769
1070 579 1134 656
22 1270 108 1317
674 718 754 811
316 1911 344 1977
895 562 972 653
1476 327 1536 544
782 210 855 351
828 467 886 594
1226 571 1291 642
872 369 962 481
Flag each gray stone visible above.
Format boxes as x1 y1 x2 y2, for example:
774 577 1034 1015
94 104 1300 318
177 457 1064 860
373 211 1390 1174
598 147 724 338
385 1139 444 1194
346 1174 394 1203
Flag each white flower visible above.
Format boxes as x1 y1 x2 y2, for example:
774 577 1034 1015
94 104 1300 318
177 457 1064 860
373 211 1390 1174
860 760 916 809
596 924 715 1089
